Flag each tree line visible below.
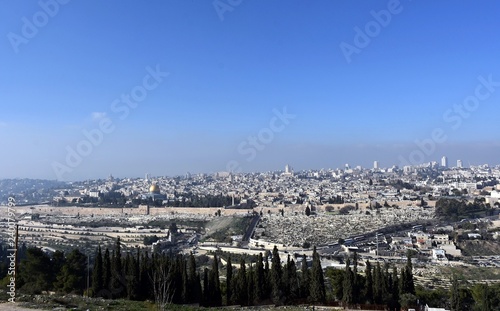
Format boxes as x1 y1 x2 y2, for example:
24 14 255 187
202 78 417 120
2 240 500 310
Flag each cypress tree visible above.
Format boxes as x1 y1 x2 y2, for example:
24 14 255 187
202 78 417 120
400 255 415 295
211 254 222 306
283 255 291 299
364 260 373 304
352 252 359 303
310 247 325 304
342 257 354 305
188 253 200 303
331 266 344 301
254 253 265 303
271 246 283 304
110 237 124 298
450 274 461 311
237 257 247 305
247 263 255 306
226 256 233 305
373 261 384 304
287 257 299 301
139 251 152 301
383 262 391 304
102 248 111 297
134 248 141 300
123 253 130 299
126 252 139 300
181 257 189 304
91 246 103 297
300 254 310 300
406 256 415 295
202 268 209 307
194 272 202 304
264 253 271 300
171 255 184 304
390 266 400 311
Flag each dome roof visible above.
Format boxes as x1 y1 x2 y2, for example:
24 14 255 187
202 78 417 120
149 184 160 193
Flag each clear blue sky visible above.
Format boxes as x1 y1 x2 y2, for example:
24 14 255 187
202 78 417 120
1 0 500 180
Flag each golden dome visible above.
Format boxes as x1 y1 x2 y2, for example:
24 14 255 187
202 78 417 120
149 184 160 193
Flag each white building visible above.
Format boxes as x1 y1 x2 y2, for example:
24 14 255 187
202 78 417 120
457 160 463 168
373 161 379 170
431 249 447 261
441 156 448 168
283 164 294 177
487 190 500 205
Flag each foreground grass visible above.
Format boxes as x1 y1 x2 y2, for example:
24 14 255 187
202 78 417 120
3 295 157 311
1 294 324 311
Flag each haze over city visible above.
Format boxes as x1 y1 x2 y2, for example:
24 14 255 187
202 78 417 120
1 1 500 181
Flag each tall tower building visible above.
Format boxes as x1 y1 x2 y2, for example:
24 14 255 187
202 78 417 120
457 160 463 168
373 161 379 170
441 156 448 168
283 164 293 176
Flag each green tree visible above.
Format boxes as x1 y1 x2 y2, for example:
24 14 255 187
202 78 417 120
271 246 283 304
50 250 66 288
247 263 255 306
264 253 271 300
286 256 299 302
254 253 265 303
399 293 417 310
472 283 491 311
282 255 290 299
364 260 373 304
236 257 247 305
325 267 343 300
390 266 400 311
211 254 222 306
187 253 200 303
373 261 384 304
342 257 354 305
102 248 111 297
400 254 415 295
18 247 53 294
226 256 233 305
110 237 124 298
450 274 462 311
352 252 360 303
125 252 139 300
300 254 310 299
305 206 311 216
310 247 325 304
202 268 209 307
138 251 151 301
91 246 103 297
55 249 87 294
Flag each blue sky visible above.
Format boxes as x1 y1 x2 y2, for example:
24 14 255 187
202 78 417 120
1 0 500 180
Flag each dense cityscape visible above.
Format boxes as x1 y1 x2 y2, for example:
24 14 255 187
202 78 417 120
1 160 500 310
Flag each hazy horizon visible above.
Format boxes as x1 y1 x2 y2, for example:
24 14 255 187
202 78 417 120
2 1 500 181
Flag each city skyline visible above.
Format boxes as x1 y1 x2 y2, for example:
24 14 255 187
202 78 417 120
1 1 500 180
